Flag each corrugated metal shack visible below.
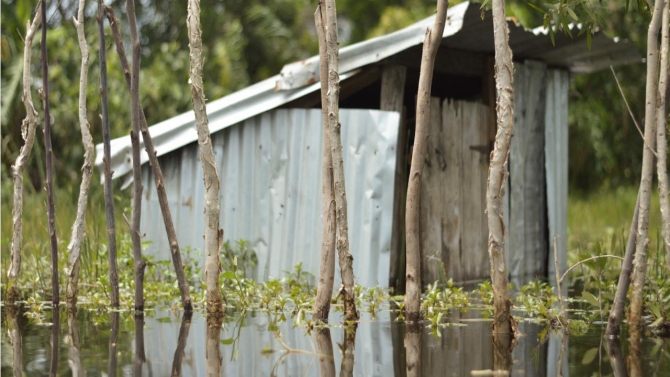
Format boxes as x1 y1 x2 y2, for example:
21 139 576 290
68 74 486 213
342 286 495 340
97 1 639 291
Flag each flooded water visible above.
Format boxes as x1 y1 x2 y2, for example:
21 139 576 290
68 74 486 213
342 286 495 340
1 306 668 376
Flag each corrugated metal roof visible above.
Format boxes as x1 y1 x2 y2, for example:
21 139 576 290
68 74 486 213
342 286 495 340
96 1 639 179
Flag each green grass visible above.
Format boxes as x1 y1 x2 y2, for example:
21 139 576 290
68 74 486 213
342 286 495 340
568 185 663 252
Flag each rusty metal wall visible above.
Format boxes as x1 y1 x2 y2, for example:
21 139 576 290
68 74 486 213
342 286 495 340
140 108 399 288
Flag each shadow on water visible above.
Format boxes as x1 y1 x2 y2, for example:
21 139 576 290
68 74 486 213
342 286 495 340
1 305 670 376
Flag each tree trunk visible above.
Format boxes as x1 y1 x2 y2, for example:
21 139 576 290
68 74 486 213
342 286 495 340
629 0 664 327
41 0 59 306
126 0 145 312
323 0 358 322
487 0 515 334
404 0 448 323
104 5 192 311
656 0 670 269
187 0 223 315
98 0 120 308
313 3 337 324
7 4 42 304
605 193 640 337
66 0 93 307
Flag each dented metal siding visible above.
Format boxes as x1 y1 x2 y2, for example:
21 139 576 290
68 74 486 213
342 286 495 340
141 108 399 288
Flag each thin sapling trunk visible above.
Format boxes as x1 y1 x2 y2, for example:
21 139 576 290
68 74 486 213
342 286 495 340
98 0 120 307
42 0 60 306
104 5 192 311
487 0 516 334
404 0 448 323
606 193 640 337
187 0 224 315
126 0 146 312
323 0 358 323
66 0 94 306
7 3 42 304
656 0 670 268
313 3 337 323
629 0 664 327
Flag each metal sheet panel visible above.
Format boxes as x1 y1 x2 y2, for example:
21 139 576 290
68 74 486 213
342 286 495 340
544 69 569 289
140 108 399 289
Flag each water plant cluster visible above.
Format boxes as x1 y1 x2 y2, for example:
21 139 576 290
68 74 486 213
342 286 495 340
6 228 670 339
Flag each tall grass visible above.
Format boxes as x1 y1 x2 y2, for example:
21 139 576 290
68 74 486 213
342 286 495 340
568 185 663 252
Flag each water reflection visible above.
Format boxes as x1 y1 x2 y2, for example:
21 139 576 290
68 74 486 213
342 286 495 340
207 315 223 376
172 311 193 376
404 323 421 377
134 314 146 377
340 324 356 377
66 308 85 376
49 307 59 377
109 311 120 376
6 307 23 377
605 336 627 377
2 307 669 376
628 326 643 377
316 328 335 377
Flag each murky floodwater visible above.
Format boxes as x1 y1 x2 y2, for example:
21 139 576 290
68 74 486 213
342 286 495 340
1 306 668 376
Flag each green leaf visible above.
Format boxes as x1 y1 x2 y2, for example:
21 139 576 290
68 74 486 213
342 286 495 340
582 292 600 308
582 347 599 365
566 7 579 21
222 271 236 280
549 28 556 46
586 31 592 50
527 2 546 14
650 316 665 327
221 338 235 345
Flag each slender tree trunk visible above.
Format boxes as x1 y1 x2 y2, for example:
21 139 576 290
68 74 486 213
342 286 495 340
313 3 337 324
65 0 93 307
171 312 192 376
7 4 42 304
187 0 223 315
606 193 640 337
316 328 336 377
656 0 670 269
492 333 515 375
98 0 120 308
125 0 145 312
487 0 515 334
67 309 85 377
323 0 358 322
42 0 60 306
108 312 119 376
104 5 192 311
628 326 643 377
404 0 448 323
629 0 664 327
